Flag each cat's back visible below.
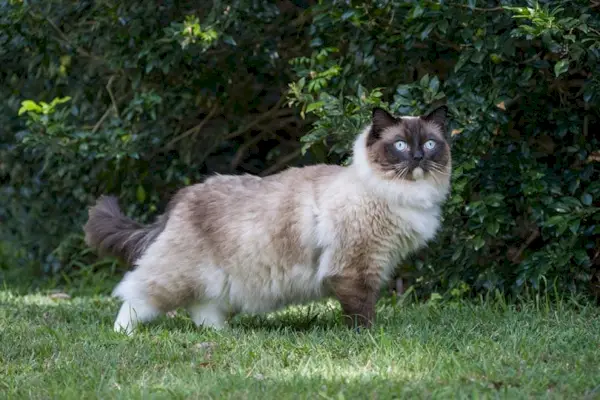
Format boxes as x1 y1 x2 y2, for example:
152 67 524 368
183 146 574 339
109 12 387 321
196 164 343 203
169 164 345 240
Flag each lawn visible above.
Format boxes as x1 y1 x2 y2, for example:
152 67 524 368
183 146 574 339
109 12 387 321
1 286 600 399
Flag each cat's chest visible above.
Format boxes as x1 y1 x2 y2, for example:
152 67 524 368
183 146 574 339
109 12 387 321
366 204 441 264
387 205 441 243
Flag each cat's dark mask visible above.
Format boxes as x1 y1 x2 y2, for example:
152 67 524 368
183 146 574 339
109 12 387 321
365 106 451 182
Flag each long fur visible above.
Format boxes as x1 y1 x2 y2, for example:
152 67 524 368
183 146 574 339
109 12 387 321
84 108 452 335
83 196 167 265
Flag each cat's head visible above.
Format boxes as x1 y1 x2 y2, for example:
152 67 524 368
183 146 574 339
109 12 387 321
352 106 452 207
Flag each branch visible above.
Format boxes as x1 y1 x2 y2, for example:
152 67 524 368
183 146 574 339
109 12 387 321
449 3 504 12
224 96 289 141
584 102 590 137
35 11 104 64
91 93 128 134
230 131 269 170
166 104 219 149
259 149 302 177
510 229 540 264
106 75 120 118
256 116 303 132
91 107 112 134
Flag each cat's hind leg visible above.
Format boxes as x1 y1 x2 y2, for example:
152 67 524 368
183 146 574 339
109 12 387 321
187 300 227 330
112 272 162 335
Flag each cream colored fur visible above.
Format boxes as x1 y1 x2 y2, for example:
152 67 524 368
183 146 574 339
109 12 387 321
110 125 451 335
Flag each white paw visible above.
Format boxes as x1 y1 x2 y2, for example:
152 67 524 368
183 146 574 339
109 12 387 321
188 302 227 330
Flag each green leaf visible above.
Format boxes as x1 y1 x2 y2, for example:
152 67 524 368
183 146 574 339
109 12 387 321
582 193 593 206
437 19 449 34
429 76 440 93
18 100 42 115
569 219 581 234
341 10 355 21
306 101 324 113
554 60 569 77
545 215 565 227
136 185 146 203
223 35 237 46
470 52 485 64
473 237 485 251
411 4 424 19
454 52 470 72
50 96 72 107
486 221 500 236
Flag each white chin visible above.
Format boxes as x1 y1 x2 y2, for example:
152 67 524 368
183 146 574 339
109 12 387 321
412 167 425 181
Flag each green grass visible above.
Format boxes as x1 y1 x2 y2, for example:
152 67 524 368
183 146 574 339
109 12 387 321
1 287 600 399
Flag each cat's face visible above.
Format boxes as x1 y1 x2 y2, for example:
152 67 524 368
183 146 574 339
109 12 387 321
365 106 451 183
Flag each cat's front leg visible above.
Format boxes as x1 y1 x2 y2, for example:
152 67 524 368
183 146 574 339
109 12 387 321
331 275 378 329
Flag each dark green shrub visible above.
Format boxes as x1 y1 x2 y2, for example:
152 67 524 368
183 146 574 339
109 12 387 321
1 0 599 298
288 0 600 297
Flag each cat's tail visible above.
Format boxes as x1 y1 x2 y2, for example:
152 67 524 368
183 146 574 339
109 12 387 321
83 195 166 265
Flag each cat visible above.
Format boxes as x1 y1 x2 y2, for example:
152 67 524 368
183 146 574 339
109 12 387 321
84 106 452 335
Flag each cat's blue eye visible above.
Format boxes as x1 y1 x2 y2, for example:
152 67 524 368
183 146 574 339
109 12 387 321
394 140 408 151
424 140 436 150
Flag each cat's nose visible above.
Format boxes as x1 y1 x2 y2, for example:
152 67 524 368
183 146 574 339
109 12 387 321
413 150 424 161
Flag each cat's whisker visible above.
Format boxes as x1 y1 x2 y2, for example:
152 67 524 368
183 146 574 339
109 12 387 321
426 161 450 171
428 167 450 176
424 163 450 176
394 166 410 181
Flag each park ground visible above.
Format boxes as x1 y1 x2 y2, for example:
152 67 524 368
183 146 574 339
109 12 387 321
1 276 600 399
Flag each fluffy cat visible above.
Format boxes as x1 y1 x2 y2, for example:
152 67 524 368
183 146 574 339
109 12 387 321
84 106 452 334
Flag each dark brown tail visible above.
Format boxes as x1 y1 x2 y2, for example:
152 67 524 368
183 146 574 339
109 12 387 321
83 196 166 265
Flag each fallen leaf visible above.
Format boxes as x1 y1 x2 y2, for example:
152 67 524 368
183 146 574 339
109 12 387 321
496 101 506 110
451 128 463 136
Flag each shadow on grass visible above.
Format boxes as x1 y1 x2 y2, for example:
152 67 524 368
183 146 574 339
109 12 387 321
1 291 375 338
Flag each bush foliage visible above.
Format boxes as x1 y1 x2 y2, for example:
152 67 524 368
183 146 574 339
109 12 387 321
1 0 599 298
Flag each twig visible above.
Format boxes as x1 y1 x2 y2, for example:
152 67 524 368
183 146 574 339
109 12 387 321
520 52 543 65
449 3 504 12
36 12 102 62
91 93 128 134
224 96 289 141
106 75 120 118
91 107 112 134
166 104 219 148
230 131 269 170
510 230 540 263
431 33 470 51
259 149 302 177
583 102 590 137
588 26 600 37
592 248 600 265
256 116 302 131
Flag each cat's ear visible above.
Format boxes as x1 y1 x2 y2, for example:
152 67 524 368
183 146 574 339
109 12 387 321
421 105 448 130
368 108 398 146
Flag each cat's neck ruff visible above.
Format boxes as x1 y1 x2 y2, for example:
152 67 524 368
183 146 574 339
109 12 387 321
350 125 450 210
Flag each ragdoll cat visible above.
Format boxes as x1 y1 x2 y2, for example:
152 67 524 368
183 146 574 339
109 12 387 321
84 106 452 334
